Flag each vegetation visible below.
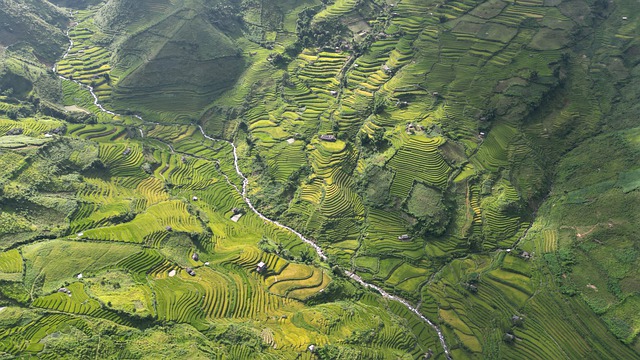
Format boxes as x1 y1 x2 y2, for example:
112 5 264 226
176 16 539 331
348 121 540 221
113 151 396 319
0 0 639 358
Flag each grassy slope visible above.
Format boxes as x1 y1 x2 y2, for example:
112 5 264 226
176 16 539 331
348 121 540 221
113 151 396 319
225 0 640 358
0 10 438 352
516 0 640 349
0 0 68 63
0 116 437 358
106 2 246 123
0 0 639 358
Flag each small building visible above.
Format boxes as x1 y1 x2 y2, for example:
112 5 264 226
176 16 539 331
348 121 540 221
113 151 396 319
185 267 196 276
382 64 392 74
319 134 337 142
51 126 65 134
122 148 131 156
256 261 267 273
511 315 524 326
181 156 187 163
503 332 516 343
232 207 242 215
330 90 338 96
192 196 198 201
521 251 531 260
58 287 71 294
6 128 23 135
308 344 316 353
165 226 173 231
398 234 411 241
192 252 199 261
231 212 243 222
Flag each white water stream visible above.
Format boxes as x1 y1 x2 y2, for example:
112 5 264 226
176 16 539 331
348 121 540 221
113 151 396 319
55 21 452 359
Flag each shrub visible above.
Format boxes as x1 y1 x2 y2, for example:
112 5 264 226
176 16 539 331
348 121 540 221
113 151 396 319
404 183 451 236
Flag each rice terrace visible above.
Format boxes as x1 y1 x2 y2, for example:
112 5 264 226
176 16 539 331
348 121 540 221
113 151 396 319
0 0 638 358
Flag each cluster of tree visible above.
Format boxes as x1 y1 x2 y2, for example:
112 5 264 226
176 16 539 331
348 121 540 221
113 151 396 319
258 236 314 264
248 147 312 219
207 323 265 352
204 0 244 31
543 248 577 295
355 165 393 208
285 7 351 57
404 183 451 237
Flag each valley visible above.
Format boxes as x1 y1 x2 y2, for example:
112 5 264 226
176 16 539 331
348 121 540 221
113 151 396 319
0 0 638 358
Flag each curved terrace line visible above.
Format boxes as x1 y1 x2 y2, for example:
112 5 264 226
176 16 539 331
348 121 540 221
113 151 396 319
55 21 452 360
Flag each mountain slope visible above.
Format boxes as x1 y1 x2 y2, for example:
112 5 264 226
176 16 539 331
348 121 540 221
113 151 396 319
0 0 639 358
0 0 68 63
108 7 245 123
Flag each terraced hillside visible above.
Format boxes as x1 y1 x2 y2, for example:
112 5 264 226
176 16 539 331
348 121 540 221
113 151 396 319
0 114 442 358
221 0 640 357
0 0 639 358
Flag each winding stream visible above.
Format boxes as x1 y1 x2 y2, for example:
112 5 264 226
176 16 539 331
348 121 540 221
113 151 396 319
55 22 452 360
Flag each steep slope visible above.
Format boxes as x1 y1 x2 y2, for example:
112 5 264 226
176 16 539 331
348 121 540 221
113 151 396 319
108 7 245 123
217 0 640 357
0 0 68 63
0 1 445 359
55 0 321 123
1 0 639 358
518 4 640 349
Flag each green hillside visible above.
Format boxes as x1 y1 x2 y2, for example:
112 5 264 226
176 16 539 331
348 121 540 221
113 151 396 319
0 0 638 358
84 0 322 123
0 0 68 63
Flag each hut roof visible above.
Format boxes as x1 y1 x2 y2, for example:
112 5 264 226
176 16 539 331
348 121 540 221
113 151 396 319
319 134 337 141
